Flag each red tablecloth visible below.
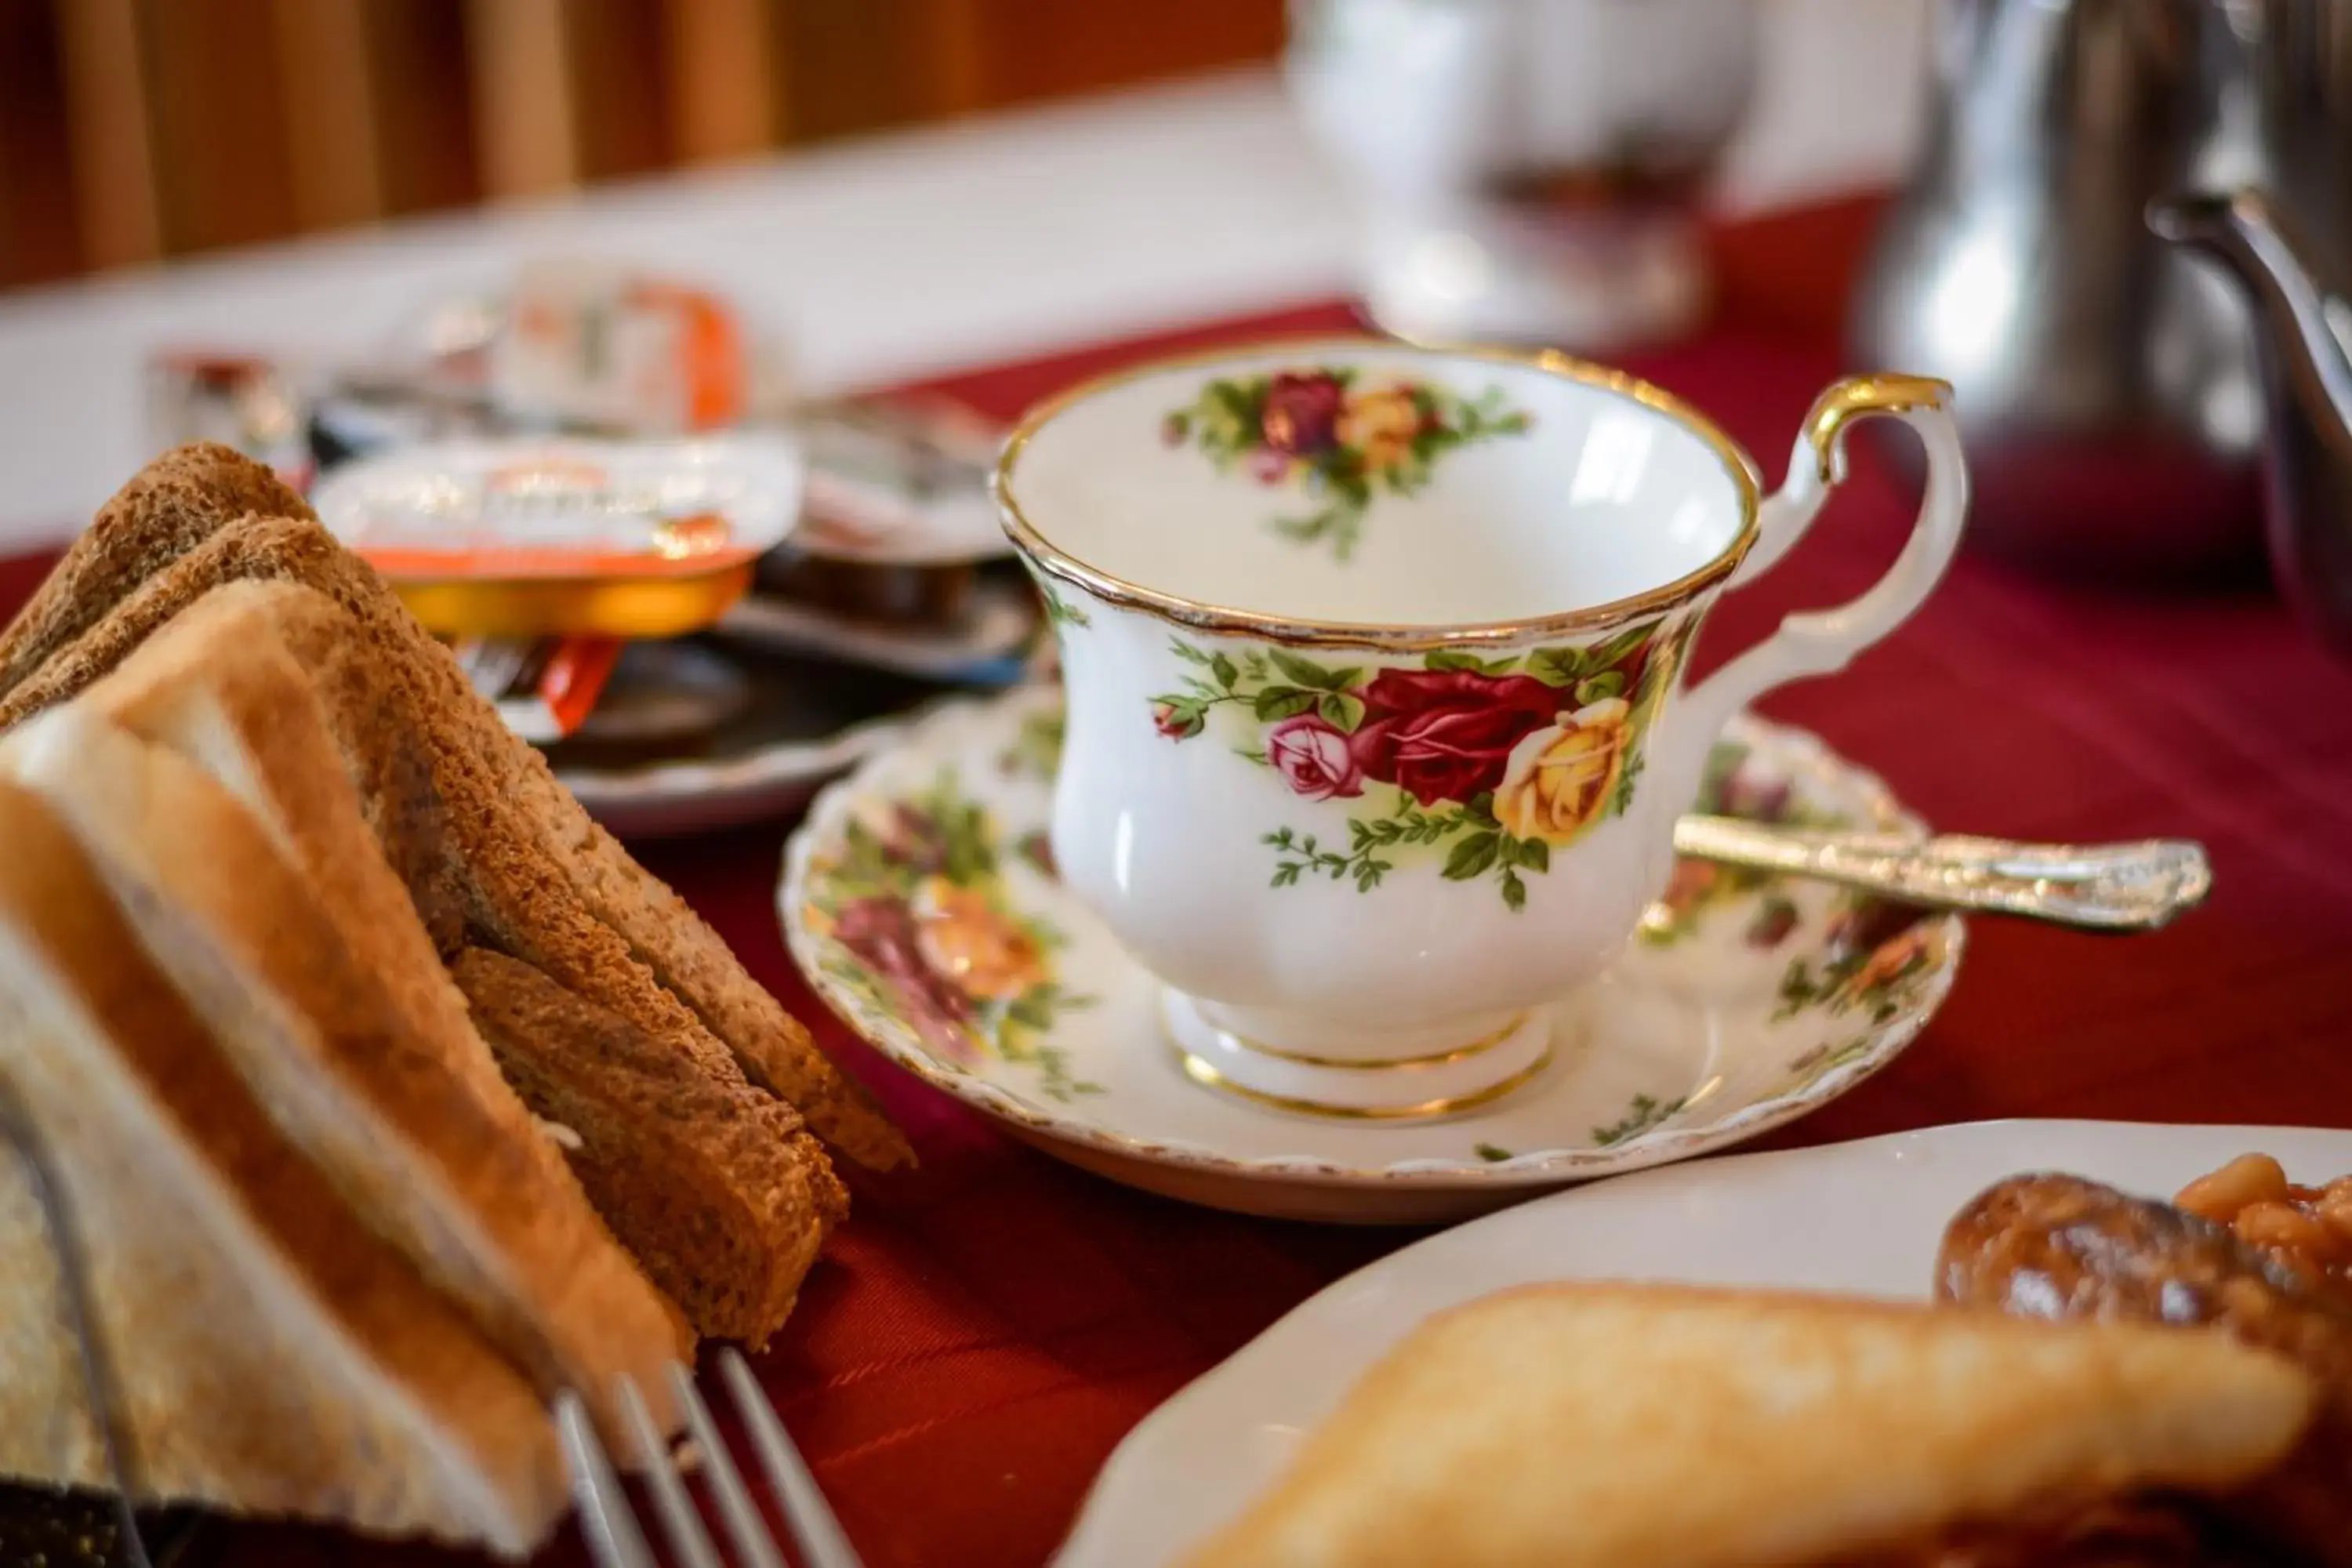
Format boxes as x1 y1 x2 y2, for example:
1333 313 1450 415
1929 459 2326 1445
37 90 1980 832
13 196 2347 1568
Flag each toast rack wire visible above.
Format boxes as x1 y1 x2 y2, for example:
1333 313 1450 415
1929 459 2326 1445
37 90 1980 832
0 1080 166 1568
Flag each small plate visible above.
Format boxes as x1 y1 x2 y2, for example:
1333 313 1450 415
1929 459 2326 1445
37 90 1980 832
795 396 1009 565
718 570 1040 684
547 641 962 840
780 686 1965 1222
1055 1120 2352 1567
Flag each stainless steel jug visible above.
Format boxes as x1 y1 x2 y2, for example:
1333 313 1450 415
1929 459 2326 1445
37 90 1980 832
1849 0 2275 578
2148 5 2352 653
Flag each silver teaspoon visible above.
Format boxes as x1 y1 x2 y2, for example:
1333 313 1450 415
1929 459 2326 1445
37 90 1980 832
1668 818 2212 932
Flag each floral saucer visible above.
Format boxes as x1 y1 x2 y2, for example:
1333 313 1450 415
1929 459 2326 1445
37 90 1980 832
780 687 1964 1223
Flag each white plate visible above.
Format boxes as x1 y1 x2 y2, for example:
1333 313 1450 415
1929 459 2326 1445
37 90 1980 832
1056 1118 2352 1566
782 687 1965 1222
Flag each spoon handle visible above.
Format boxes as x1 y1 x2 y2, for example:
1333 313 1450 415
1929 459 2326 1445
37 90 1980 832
1670 817 2213 932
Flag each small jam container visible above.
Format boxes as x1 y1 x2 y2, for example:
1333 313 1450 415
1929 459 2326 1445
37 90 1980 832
309 434 804 640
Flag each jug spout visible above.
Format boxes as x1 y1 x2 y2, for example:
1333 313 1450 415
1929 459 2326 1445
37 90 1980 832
2152 188 2352 656
2149 190 2352 443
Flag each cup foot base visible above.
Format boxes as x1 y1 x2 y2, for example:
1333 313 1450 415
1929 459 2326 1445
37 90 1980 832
1160 991 1554 1123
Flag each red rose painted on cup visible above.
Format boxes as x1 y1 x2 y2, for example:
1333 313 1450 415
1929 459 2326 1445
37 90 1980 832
1148 626 1675 908
1348 666 1564 807
1261 369 1346 456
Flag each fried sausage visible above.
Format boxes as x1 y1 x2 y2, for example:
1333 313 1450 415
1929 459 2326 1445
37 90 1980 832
1939 1174 2352 1566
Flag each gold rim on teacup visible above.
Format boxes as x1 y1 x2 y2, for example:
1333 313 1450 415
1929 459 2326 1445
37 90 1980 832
1211 1008 1534 1072
992 334 1768 652
1173 1040 1560 1122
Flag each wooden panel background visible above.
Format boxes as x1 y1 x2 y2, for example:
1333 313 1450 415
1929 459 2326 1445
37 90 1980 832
0 0 1286 289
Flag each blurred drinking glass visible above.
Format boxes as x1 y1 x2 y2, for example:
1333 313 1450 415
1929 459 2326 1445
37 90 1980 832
1288 0 1759 350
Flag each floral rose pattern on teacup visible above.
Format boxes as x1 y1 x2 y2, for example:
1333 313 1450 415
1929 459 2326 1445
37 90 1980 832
1151 619 1686 909
800 772 1100 1101
1160 365 1534 561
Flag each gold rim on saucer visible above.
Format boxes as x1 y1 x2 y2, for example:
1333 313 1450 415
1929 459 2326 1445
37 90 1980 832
993 334 1766 652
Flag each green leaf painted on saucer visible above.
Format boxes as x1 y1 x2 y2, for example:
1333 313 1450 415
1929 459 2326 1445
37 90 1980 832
1593 1092 1687 1148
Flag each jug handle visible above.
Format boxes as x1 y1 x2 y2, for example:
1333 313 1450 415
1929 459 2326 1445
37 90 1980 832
1650 374 1969 811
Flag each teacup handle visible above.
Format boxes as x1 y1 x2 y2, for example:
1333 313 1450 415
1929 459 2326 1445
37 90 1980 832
1657 373 1967 808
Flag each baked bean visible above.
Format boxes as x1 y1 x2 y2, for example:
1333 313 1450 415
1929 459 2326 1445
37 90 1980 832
2178 1154 2352 1290
2318 1179 2352 1239
2234 1200 2341 1258
2176 1152 2288 1222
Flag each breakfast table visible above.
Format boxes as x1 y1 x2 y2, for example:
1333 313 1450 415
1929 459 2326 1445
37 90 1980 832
4 34 2352 1568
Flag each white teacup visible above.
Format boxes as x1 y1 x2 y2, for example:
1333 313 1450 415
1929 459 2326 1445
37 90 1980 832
996 339 1965 1119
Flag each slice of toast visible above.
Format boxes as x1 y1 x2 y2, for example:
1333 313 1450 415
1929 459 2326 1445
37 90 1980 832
1185 1283 2316 1568
0 452 908 1175
0 781 567 1557
0 442 311 695
56 578 850 1339
0 702 691 1428
452 946 839 1345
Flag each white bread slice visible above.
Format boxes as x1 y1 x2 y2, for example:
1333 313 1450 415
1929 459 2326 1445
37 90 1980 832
0 701 689 1435
0 782 566 1555
0 496 906 1177
67 581 844 1343
1185 1283 2316 1568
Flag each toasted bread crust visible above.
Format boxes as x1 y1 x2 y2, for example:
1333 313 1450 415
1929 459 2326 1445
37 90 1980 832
0 705 692 1425
0 443 311 695
0 475 909 1173
0 782 565 1555
107 579 859 1334
454 946 844 1345
0 445 903 1352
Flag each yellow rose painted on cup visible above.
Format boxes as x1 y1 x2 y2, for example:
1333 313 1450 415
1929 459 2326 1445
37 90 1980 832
1335 383 1424 475
1493 697 1634 846
913 877 1047 1000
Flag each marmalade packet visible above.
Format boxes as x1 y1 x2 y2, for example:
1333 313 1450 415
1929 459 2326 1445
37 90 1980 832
310 434 804 638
